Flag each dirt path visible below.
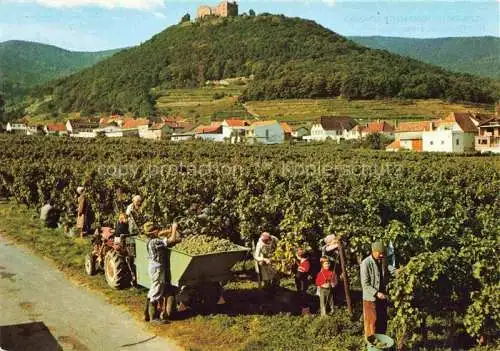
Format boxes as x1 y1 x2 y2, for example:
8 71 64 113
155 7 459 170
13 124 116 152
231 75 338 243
0 234 182 351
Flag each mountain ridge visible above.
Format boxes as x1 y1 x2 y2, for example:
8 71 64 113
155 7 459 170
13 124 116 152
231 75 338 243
11 15 500 119
348 35 500 79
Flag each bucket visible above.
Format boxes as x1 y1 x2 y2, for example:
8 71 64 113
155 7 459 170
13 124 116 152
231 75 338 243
367 334 395 351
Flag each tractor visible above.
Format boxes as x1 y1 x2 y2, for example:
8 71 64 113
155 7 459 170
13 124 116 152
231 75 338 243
84 227 136 289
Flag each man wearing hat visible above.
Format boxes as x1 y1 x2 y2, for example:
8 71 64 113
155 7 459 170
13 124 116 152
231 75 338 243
143 221 180 324
254 232 279 292
360 241 396 343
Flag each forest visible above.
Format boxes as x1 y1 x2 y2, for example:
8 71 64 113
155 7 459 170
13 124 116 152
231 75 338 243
20 15 499 119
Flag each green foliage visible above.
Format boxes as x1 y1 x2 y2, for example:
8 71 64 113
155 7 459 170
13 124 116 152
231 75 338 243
181 13 191 23
249 9 256 17
0 40 121 102
23 15 499 118
350 36 500 79
173 234 241 255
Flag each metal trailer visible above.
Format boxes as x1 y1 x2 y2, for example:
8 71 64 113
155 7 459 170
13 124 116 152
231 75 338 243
134 236 249 317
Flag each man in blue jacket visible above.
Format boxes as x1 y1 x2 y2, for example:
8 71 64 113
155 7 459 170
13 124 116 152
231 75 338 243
360 241 396 343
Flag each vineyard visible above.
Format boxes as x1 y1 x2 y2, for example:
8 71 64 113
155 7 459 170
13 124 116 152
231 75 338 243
0 134 498 350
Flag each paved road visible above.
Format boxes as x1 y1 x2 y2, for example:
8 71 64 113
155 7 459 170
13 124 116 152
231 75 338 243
0 235 182 351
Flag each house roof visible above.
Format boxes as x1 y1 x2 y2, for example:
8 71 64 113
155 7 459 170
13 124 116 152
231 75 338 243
122 118 150 129
363 121 395 134
46 123 66 132
250 120 279 127
440 112 477 133
195 122 222 134
225 118 249 127
386 140 401 151
395 121 435 133
478 117 500 127
317 116 358 131
280 122 293 134
68 119 100 129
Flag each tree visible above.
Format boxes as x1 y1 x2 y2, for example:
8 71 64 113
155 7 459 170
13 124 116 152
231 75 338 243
249 9 256 16
181 13 191 23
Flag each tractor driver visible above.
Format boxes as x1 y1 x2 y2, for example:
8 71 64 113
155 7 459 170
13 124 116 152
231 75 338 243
143 221 181 324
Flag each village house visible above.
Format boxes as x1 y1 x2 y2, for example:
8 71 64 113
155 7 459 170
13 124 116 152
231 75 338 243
44 123 67 136
386 120 435 152
195 122 225 142
362 120 395 138
475 117 500 153
305 116 359 143
222 118 250 143
291 126 310 140
6 122 28 133
66 119 100 138
246 120 284 145
421 112 481 153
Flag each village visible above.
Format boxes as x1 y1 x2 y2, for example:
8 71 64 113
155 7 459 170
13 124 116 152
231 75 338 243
3 109 500 153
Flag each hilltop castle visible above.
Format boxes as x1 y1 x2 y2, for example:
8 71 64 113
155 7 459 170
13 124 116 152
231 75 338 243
196 1 238 19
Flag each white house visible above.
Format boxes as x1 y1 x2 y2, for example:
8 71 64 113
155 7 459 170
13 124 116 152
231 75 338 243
195 123 225 142
6 122 27 133
305 116 359 143
222 119 250 143
66 119 100 135
246 120 284 145
291 126 310 140
422 112 479 153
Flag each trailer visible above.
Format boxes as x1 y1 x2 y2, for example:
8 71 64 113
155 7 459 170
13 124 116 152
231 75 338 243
85 229 249 317
134 236 249 317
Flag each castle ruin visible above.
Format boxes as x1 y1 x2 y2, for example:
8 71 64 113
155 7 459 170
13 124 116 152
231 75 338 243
196 1 238 19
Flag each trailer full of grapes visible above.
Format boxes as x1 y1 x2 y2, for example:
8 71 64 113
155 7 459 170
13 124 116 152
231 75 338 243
134 236 249 317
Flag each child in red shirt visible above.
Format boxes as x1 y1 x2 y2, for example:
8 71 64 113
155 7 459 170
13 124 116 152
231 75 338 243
316 257 337 316
295 248 311 315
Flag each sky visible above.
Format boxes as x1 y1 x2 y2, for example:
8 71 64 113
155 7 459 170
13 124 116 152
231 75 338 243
0 0 498 51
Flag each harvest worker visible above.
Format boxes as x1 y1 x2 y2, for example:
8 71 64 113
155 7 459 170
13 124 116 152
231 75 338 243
76 187 92 238
295 248 311 315
126 195 145 235
315 257 337 316
254 232 279 292
360 241 396 343
40 199 59 228
143 221 181 324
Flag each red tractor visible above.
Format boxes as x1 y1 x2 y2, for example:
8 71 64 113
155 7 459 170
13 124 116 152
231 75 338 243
84 227 136 289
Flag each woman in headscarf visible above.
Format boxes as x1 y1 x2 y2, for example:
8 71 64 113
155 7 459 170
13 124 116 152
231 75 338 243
254 232 279 292
76 187 92 238
126 195 145 235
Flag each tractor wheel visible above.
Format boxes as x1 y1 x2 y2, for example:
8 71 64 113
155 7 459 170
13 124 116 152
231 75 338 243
85 253 97 276
104 250 131 289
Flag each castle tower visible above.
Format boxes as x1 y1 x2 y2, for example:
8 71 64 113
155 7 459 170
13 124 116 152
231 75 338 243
196 0 238 19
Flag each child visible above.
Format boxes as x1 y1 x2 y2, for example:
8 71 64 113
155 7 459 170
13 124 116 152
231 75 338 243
295 248 311 315
315 257 337 316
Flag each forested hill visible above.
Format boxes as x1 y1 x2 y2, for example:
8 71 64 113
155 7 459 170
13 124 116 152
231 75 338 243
349 36 500 79
0 40 121 100
29 15 499 117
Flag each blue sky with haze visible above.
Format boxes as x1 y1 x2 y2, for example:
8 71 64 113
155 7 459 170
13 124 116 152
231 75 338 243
0 1 498 51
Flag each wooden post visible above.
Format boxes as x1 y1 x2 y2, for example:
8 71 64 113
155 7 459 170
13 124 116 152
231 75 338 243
338 241 353 316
